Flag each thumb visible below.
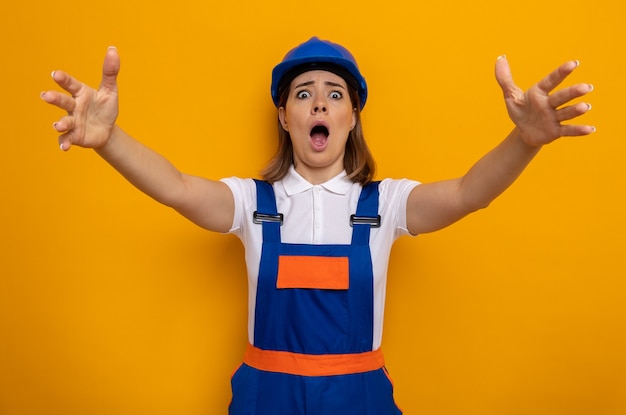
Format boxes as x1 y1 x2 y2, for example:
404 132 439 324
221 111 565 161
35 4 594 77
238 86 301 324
494 55 515 93
100 46 120 92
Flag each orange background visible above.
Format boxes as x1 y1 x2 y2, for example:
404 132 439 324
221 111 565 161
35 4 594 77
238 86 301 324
2 0 625 414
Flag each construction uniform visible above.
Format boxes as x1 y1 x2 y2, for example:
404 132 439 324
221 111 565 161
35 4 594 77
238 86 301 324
223 167 418 414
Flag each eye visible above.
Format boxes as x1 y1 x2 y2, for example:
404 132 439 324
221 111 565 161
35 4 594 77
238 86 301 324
330 91 343 99
296 90 311 99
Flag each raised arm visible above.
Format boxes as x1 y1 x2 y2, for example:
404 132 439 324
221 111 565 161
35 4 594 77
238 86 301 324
407 57 595 235
41 47 234 233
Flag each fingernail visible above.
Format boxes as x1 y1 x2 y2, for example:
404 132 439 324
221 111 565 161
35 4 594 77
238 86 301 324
59 142 66 151
587 103 592 111
40 91 46 100
497 55 507 61
53 122 58 130
590 126 597 133
588 84 594 92
575 60 580 67
107 45 117 51
51 71 56 79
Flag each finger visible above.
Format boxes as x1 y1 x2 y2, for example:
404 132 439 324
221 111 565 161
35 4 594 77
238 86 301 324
51 70 84 97
100 46 120 93
40 90 76 113
549 83 594 109
559 124 596 137
52 115 75 133
59 132 73 151
56 117 76 151
556 102 592 123
536 60 579 94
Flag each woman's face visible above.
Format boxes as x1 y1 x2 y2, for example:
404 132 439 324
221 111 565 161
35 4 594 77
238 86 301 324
279 70 356 184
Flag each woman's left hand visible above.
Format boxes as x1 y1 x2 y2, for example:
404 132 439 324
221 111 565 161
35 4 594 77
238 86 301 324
495 56 595 147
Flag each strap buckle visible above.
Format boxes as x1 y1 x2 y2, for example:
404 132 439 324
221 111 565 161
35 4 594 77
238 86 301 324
253 211 284 225
350 214 381 228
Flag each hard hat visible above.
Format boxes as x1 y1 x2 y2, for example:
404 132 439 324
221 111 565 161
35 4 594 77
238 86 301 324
271 37 368 109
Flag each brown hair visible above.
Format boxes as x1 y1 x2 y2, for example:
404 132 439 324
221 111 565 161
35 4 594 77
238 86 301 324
260 80 376 185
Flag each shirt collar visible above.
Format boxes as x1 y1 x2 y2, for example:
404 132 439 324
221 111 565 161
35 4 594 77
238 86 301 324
282 165 354 196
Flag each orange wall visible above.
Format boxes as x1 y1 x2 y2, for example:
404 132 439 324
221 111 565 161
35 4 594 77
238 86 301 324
2 0 625 414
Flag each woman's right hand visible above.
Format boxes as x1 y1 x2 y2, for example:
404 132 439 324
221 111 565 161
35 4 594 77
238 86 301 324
41 46 120 151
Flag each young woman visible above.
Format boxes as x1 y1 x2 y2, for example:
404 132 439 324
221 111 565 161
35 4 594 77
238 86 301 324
41 37 594 414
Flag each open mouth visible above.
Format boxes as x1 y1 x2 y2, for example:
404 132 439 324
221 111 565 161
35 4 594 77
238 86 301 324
310 125 329 138
309 125 329 150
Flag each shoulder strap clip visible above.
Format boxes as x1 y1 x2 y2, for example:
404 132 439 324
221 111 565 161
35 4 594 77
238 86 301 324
350 214 381 228
253 211 284 225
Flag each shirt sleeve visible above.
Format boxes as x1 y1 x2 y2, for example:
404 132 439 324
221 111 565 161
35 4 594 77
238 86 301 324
379 178 421 239
220 177 256 237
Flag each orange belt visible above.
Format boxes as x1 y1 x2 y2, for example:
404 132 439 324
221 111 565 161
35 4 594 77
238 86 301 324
243 343 385 377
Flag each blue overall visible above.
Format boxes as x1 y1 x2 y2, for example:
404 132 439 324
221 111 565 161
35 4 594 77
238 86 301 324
229 180 402 415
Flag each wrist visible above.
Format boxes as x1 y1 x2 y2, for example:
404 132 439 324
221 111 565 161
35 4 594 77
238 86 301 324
512 127 545 151
94 125 122 155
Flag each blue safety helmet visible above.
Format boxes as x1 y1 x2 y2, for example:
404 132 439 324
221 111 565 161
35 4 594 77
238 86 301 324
271 37 368 110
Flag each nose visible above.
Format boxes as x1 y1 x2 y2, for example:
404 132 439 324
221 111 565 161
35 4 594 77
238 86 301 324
312 98 327 114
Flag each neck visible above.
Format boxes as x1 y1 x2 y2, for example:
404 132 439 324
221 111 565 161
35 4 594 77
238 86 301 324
294 164 343 185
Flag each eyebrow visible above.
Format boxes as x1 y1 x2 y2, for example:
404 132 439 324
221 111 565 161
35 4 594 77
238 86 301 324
294 80 346 90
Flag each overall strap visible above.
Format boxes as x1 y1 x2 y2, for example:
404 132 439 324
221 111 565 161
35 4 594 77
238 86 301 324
253 179 282 243
351 181 381 246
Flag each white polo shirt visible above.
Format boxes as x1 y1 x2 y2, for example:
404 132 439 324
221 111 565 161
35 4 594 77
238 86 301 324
222 166 419 350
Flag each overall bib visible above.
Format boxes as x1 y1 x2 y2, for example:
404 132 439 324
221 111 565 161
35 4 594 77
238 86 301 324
229 180 402 415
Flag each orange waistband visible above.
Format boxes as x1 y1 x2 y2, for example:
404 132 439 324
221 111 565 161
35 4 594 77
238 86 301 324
243 343 385 377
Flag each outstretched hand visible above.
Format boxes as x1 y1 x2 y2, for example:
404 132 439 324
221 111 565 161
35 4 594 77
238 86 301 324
41 46 121 151
495 56 595 147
